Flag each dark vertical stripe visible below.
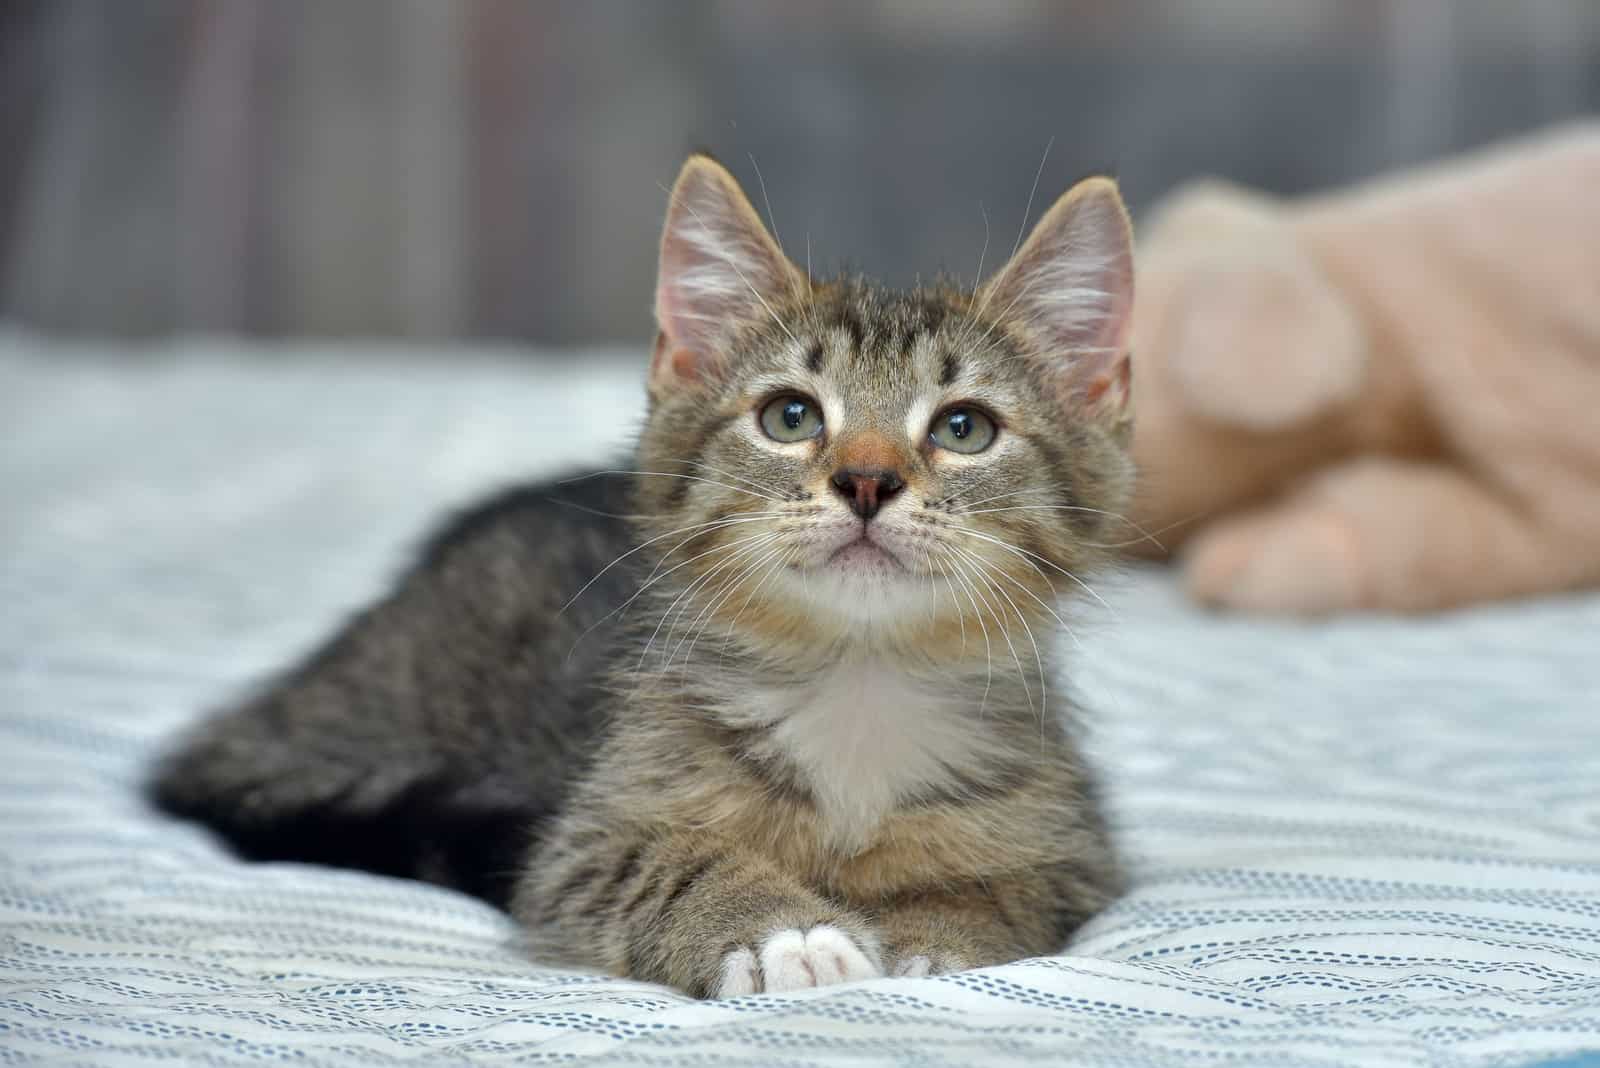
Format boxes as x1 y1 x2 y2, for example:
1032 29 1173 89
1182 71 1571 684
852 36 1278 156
543 860 602 922
618 857 667 920
805 340 824 373
898 323 919 363
588 844 644 915
659 855 718 914
551 861 600 900
940 351 960 387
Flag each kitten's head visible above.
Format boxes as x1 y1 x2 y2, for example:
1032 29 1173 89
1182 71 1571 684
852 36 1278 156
633 154 1135 657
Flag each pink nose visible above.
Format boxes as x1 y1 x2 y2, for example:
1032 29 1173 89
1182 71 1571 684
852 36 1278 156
829 468 905 520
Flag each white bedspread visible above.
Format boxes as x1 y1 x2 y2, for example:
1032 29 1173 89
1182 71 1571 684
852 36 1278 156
3 330 1599 1066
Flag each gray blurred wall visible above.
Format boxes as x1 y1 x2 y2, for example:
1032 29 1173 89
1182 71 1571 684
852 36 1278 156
1 0 1595 346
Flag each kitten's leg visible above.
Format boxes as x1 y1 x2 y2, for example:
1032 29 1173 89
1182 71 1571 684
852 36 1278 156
876 871 1111 977
1183 456 1590 614
517 828 882 998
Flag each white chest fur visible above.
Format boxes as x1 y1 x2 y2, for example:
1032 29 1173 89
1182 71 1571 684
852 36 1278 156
744 660 996 853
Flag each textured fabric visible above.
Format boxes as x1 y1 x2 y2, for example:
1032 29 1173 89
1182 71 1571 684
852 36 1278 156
3 329 1600 1066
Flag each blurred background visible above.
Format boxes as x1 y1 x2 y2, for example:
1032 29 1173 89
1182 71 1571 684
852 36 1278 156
1 0 1596 347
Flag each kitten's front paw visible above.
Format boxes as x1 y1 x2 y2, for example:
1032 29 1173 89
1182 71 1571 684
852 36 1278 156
715 925 881 996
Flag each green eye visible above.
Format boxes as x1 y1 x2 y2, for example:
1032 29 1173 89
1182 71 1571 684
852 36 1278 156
929 406 997 454
759 394 824 443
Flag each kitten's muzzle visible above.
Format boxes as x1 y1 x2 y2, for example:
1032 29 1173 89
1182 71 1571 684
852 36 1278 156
829 467 905 521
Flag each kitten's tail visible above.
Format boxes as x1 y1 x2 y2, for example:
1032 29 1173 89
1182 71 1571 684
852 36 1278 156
148 723 547 909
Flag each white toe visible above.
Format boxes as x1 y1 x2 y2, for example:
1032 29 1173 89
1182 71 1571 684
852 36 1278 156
805 925 879 984
755 925 881 993
714 947 759 997
758 928 814 991
893 955 932 978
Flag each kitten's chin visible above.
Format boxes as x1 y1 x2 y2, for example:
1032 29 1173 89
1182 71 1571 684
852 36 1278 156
780 538 938 627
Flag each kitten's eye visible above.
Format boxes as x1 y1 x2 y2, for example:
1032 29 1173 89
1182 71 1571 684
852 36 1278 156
759 394 824 443
929 406 997 454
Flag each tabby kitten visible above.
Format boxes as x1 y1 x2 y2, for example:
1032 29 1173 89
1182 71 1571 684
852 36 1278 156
152 154 1137 997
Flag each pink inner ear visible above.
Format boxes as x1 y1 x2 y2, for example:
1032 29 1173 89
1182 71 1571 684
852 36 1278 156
668 346 703 383
983 179 1135 417
652 158 798 388
647 327 709 392
1081 350 1132 416
652 269 730 389
653 240 720 359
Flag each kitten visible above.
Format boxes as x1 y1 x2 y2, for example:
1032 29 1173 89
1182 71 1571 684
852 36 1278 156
152 154 1137 997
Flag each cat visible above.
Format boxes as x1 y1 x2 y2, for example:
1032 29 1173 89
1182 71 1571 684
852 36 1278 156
151 153 1138 997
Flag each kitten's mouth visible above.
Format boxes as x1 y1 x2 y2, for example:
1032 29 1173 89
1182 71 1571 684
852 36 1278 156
824 537 906 574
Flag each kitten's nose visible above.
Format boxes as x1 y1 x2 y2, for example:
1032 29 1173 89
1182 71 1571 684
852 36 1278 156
829 468 905 521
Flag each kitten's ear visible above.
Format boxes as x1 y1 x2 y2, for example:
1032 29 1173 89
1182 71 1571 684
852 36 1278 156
651 154 803 393
979 176 1135 427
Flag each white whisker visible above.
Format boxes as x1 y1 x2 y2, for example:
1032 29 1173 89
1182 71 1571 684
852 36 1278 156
747 153 786 263
954 544 1048 733
960 503 1168 553
716 545 798 659
681 458 790 501
951 549 1030 714
674 542 789 667
971 201 990 301
565 524 785 663
568 468 781 503
559 510 782 615
949 542 1083 661
941 548 993 716
661 535 784 663
945 522 1118 620
637 533 781 672
964 136 1053 342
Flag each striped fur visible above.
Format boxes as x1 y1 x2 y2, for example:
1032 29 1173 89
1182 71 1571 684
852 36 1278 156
154 154 1138 997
